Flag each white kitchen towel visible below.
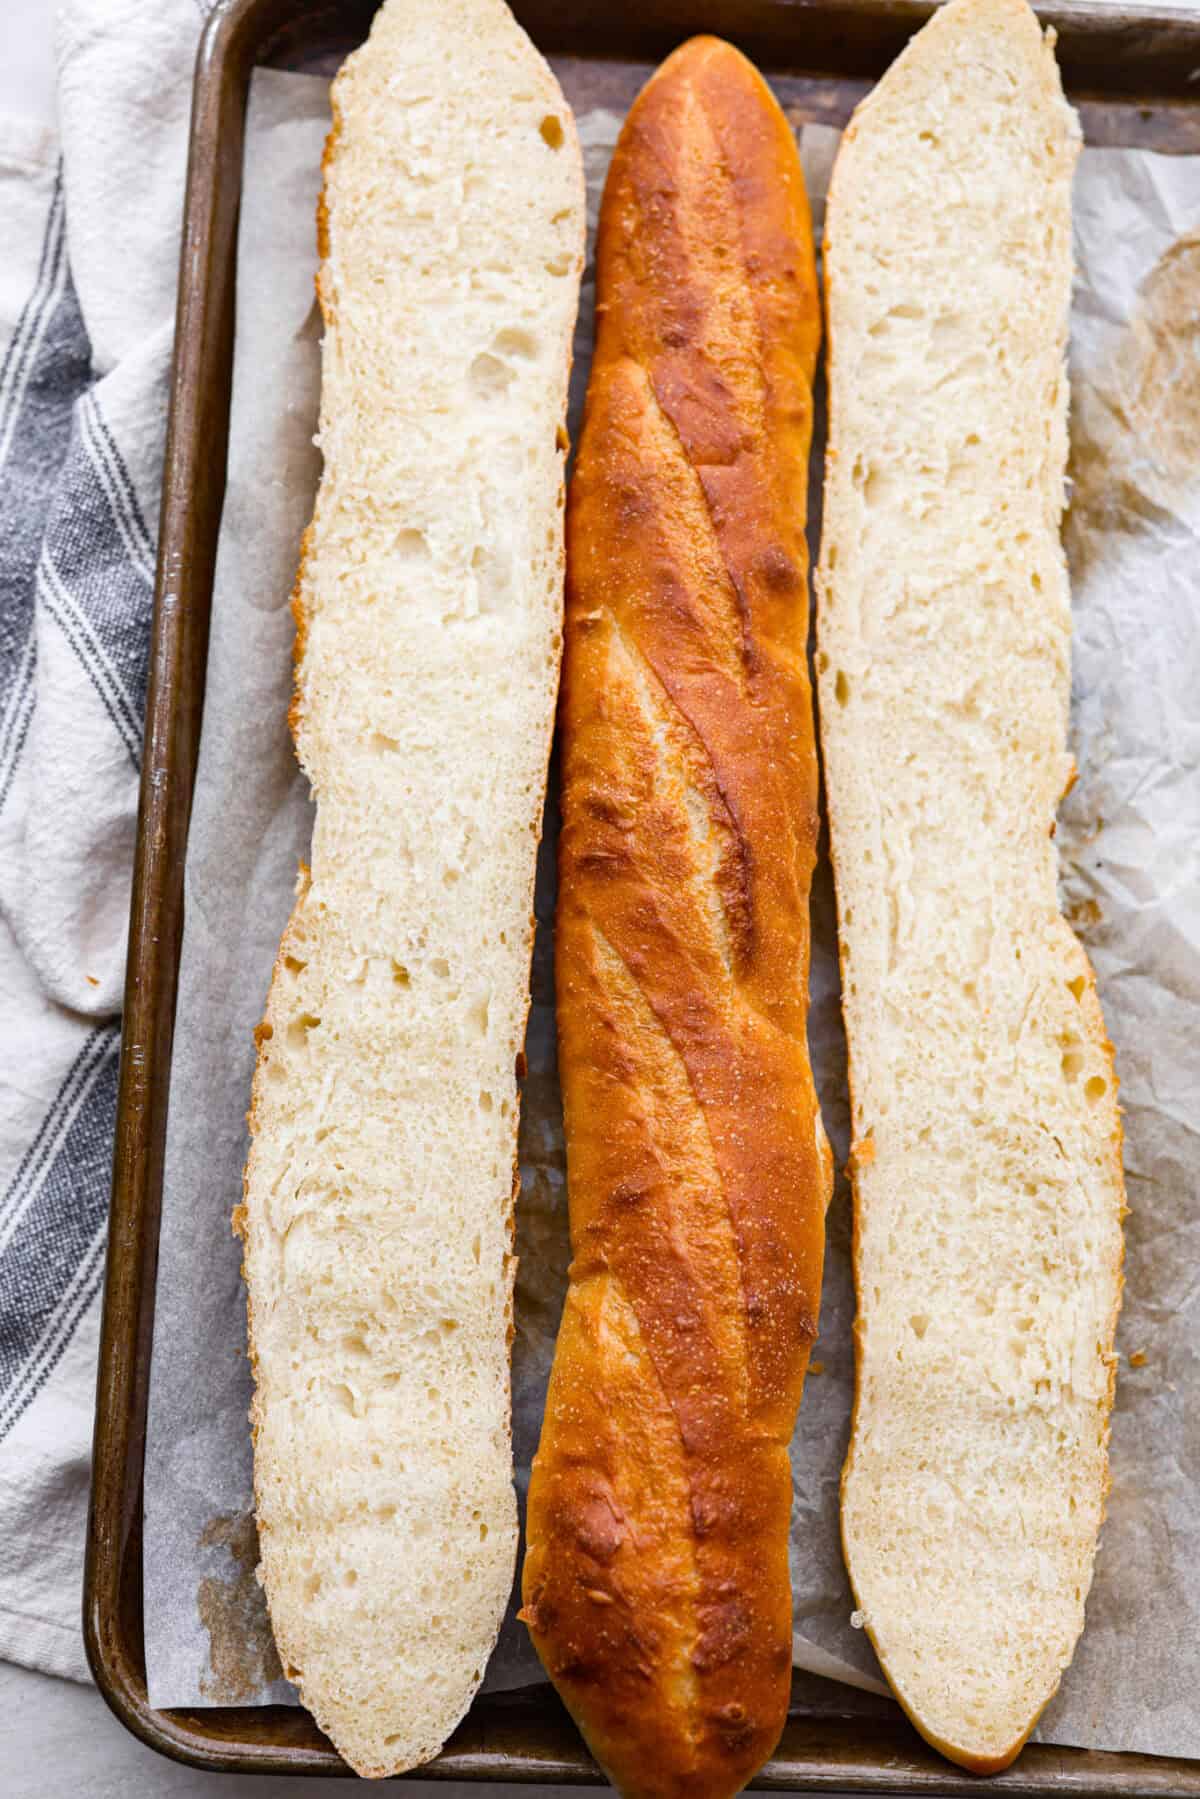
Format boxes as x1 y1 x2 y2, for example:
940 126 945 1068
0 0 207 1682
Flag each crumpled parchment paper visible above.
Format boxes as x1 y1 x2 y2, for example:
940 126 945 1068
144 69 1200 1761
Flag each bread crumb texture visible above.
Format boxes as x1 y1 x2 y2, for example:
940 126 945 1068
239 0 583 1778
817 0 1125 1774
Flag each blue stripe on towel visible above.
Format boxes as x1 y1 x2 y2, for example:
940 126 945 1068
0 173 92 810
0 1026 119 1434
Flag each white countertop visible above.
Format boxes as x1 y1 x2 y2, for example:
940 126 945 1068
3 1659 594 1799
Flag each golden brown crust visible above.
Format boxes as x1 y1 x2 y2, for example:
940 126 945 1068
520 39 830 1799
287 89 342 749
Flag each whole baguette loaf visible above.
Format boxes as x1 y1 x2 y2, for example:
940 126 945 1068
817 0 1125 1772
236 0 584 1777
520 38 832 1799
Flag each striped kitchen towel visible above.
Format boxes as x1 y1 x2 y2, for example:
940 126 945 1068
0 0 206 1681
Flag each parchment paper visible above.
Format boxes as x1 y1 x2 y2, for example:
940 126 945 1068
144 71 1200 1760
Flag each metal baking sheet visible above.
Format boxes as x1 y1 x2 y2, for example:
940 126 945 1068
85 0 1200 1783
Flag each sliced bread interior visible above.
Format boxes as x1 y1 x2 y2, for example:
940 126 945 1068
237 0 585 1776
816 0 1125 1771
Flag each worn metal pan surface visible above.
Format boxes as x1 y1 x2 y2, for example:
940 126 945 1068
83 0 1200 1781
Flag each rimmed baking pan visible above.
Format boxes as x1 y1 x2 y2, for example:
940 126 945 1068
83 0 1200 1783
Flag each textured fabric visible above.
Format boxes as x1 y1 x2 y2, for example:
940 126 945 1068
0 0 206 1682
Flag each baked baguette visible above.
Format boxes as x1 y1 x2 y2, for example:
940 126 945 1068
236 0 584 1777
520 38 831 1799
816 0 1125 1772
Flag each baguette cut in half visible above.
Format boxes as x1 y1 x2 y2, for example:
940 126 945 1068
236 0 584 1777
817 0 1125 1772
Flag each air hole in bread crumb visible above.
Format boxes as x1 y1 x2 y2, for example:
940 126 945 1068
555 425 569 454
469 351 515 400
470 541 511 614
394 527 429 563
392 961 410 987
493 326 538 360
431 957 450 978
304 1572 321 1600
539 114 564 149
283 954 306 975
443 867 460 888
863 466 893 505
479 1090 494 1112
370 731 401 756
909 1314 929 1339
1062 1046 1085 1081
377 1503 396 1522
1085 1075 1108 1102
343 1568 358 1587
286 1013 320 1048
835 670 850 707
544 253 572 278
1067 974 1086 1001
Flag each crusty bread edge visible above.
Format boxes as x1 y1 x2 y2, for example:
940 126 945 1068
234 30 585 1779
815 0 1127 1774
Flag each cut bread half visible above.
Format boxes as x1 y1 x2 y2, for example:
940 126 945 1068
816 0 1125 1773
236 0 584 1777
